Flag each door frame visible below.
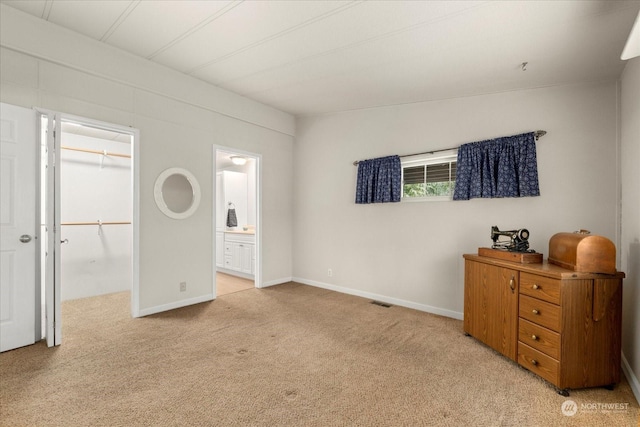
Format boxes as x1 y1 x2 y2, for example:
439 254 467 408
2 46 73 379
213 146 262 294
37 109 140 346
40 110 61 346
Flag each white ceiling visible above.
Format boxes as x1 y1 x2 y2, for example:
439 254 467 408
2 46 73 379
2 0 639 117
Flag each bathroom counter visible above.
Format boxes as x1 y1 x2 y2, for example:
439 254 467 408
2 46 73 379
225 230 255 235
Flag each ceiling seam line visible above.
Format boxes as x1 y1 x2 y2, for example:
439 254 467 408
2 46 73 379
186 0 364 75
229 0 601 101
101 0 141 42
43 0 53 20
210 1 489 88
146 0 244 61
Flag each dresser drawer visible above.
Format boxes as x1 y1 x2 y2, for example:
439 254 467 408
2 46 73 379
518 318 560 360
519 295 561 332
520 273 561 304
518 343 559 386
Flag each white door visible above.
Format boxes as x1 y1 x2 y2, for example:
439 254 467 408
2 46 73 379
43 112 61 347
0 103 37 352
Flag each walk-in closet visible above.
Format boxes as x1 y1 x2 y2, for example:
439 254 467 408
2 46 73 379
58 123 132 301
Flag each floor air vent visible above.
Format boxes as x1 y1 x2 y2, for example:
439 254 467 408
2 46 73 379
371 300 392 308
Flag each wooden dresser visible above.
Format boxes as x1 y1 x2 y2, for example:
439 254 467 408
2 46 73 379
463 254 624 395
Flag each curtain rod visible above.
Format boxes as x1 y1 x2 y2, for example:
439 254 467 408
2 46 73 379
352 130 547 166
61 145 131 159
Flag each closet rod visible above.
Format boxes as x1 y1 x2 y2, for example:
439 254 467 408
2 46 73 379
61 145 131 159
61 221 131 226
352 130 547 166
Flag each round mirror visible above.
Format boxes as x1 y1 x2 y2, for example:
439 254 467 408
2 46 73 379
154 168 201 219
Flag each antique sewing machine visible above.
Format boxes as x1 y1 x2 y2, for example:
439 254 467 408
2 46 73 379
490 225 532 252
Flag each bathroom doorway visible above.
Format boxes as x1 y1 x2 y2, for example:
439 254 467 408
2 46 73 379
213 147 260 296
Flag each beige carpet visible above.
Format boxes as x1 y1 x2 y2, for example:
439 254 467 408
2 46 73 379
1 283 638 426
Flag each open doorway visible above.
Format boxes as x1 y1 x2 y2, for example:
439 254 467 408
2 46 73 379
39 112 139 345
214 148 260 296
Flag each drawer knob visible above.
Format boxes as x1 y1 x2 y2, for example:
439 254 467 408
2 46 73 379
531 334 538 341
532 309 539 315
532 284 539 290
531 359 538 366
509 276 515 292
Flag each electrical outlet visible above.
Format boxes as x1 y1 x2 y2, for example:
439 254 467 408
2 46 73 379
180 281 187 292
327 268 333 277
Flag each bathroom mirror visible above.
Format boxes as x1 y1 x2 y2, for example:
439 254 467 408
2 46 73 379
154 167 201 219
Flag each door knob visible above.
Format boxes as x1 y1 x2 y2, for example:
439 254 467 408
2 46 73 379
19 234 32 243
61 239 69 244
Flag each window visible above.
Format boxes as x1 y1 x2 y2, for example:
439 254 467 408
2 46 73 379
401 150 457 201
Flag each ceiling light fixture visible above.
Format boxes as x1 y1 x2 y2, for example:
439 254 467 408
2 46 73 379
230 156 247 166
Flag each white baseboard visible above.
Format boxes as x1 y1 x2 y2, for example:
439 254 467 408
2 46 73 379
137 294 214 317
622 352 640 404
260 277 292 288
292 277 464 320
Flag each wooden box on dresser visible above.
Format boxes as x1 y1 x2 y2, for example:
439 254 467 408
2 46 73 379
463 254 624 395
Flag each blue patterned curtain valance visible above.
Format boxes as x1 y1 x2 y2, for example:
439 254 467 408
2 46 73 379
355 155 402 204
453 132 540 200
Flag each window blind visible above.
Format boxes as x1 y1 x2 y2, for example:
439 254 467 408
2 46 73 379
403 162 456 184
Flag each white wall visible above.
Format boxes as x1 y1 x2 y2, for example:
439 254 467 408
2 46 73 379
620 57 640 399
59 133 131 301
0 5 294 314
294 82 620 318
